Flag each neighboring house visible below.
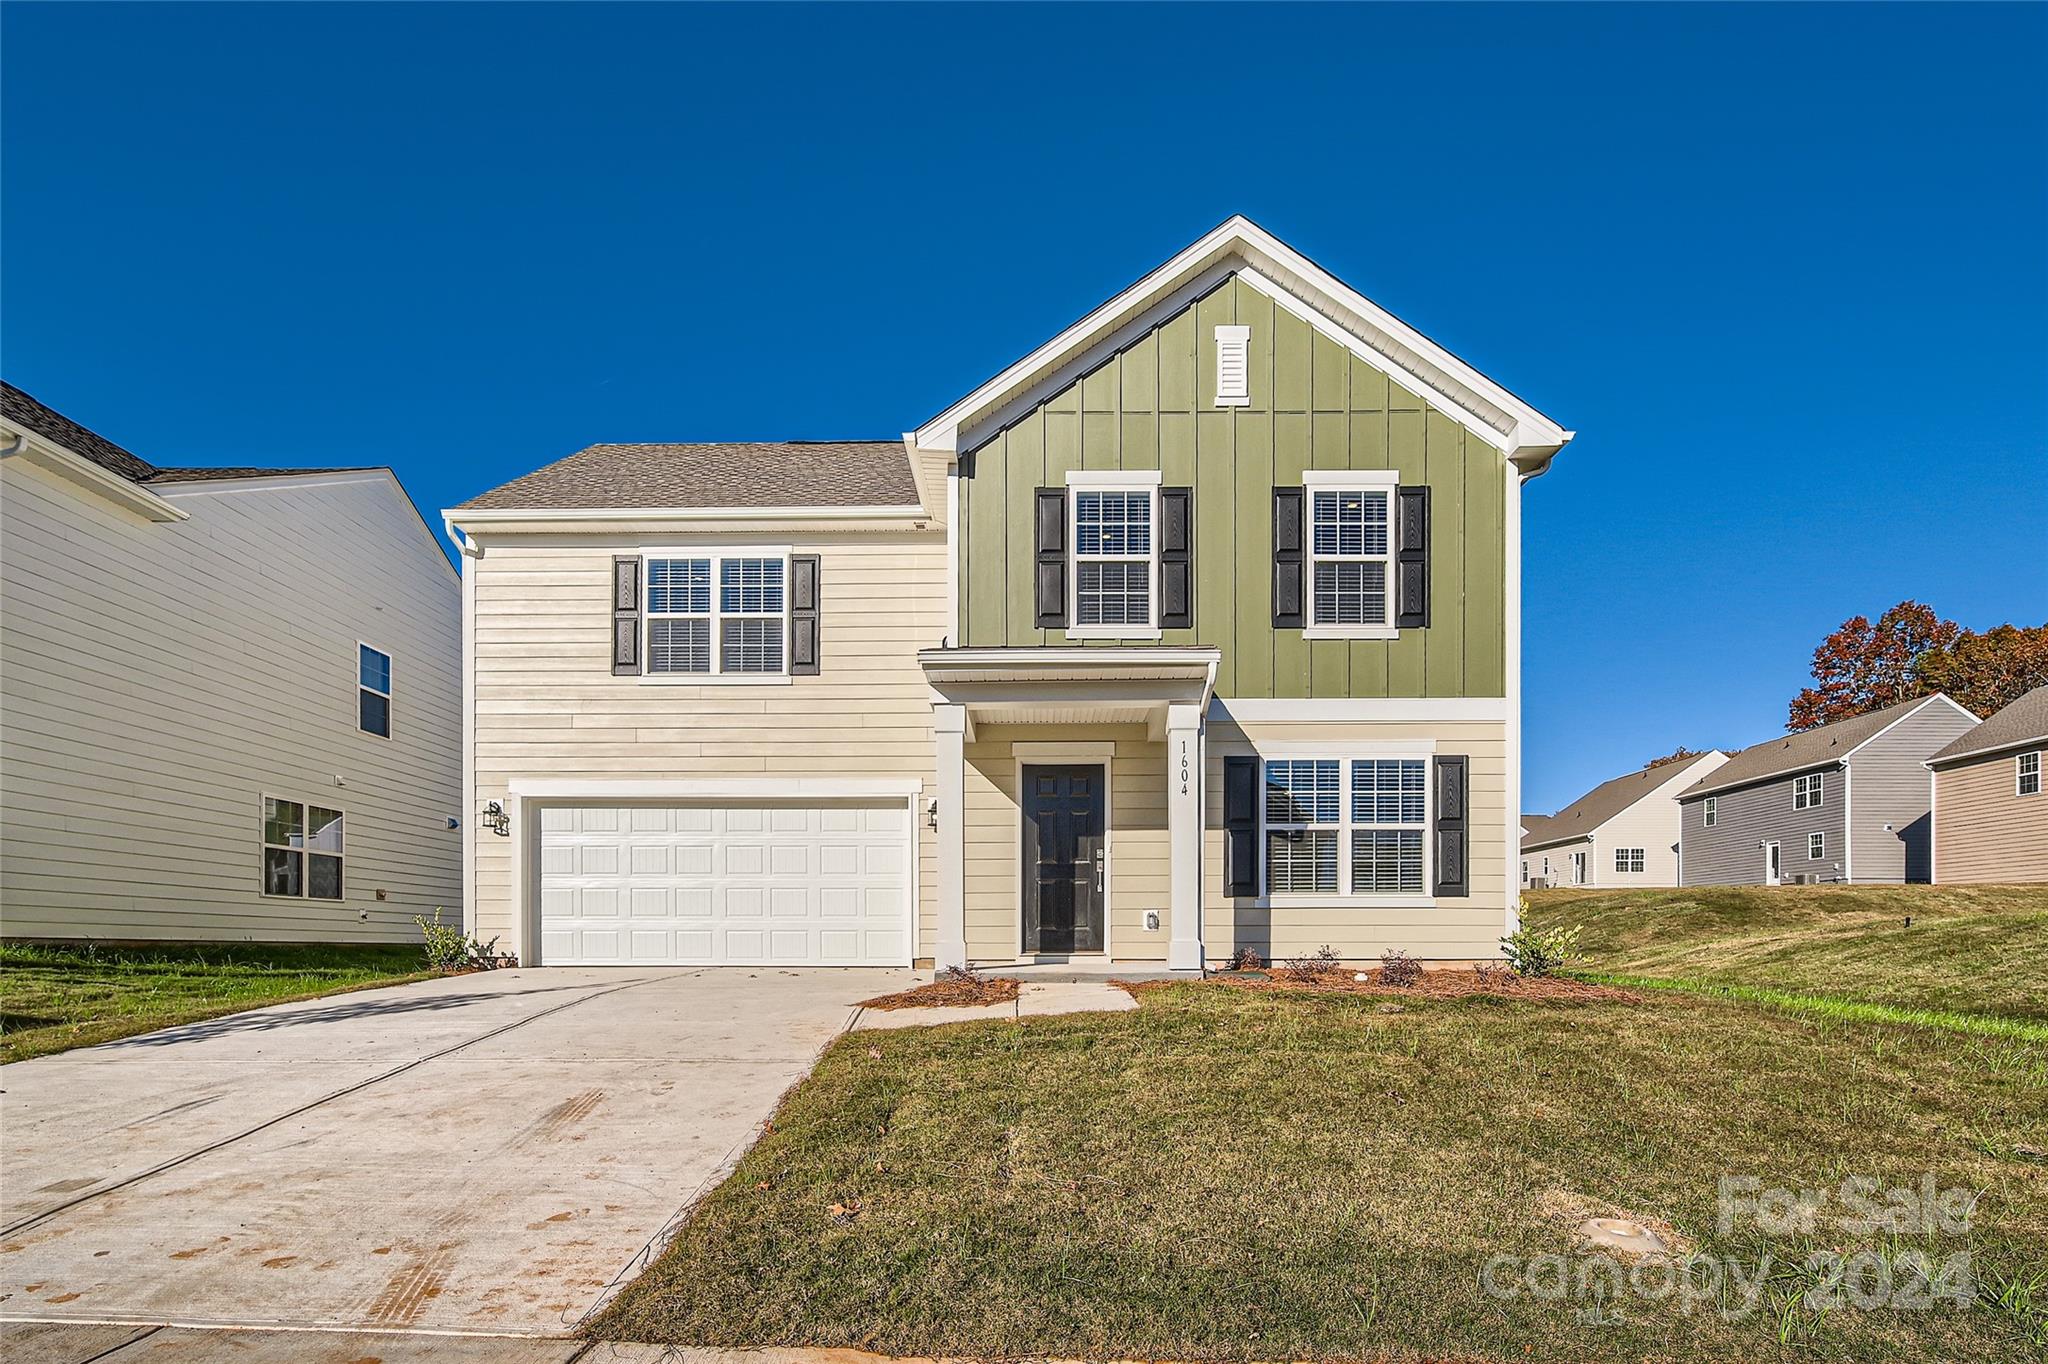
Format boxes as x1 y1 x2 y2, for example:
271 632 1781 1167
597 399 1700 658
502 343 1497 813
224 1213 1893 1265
1675 695 1978 886
1521 751 1729 888
1927 685 2048 884
446 216 1573 970
0 383 462 942
1518 814 1553 886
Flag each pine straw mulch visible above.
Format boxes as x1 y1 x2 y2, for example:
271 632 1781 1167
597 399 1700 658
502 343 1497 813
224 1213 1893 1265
1118 965 1646 1005
858 968 1022 1011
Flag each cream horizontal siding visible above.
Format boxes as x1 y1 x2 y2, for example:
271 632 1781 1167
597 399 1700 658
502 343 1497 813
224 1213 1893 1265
1202 718 1510 962
468 531 947 953
962 724 1170 964
1935 752 2048 884
0 460 463 942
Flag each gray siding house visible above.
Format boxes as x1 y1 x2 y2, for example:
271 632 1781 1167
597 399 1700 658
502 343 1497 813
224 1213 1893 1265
1677 695 1979 886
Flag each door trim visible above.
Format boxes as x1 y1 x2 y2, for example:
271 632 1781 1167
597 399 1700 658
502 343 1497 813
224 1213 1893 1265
1763 840 1782 886
1014 746 1114 959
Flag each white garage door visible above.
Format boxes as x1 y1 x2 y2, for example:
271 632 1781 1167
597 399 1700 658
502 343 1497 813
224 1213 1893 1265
537 802 910 966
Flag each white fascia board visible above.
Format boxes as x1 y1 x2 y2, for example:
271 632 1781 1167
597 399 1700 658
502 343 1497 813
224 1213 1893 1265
507 778 923 801
446 503 927 525
921 646 1223 668
1838 694 1982 761
1928 735 2048 769
912 215 1572 473
4 427 187 522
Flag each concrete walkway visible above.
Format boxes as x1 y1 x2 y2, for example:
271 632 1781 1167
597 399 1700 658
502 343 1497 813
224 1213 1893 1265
1 967 915 1336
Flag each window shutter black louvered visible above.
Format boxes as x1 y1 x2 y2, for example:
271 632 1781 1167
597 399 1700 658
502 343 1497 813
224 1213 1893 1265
1397 485 1430 630
1159 486 1193 631
789 554 821 676
1434 754 1468 898
1225 755 1259 897
1271 488 1304 629
612 557 641 676
1034 488 1067 630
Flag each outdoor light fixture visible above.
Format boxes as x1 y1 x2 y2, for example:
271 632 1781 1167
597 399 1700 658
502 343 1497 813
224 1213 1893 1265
927 798 940 832
481 800 510 837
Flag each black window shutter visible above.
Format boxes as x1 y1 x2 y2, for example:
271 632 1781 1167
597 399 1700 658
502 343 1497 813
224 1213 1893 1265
1434 754 1469 898
1034 488 1067 630
1272 487 1304 628
1224 755 1259 897
1159 487 1193 631
789 554 821 676
612 557 641 676
1396 485 1430 630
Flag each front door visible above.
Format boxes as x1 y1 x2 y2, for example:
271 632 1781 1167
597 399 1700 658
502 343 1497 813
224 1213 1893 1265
1022 764 1106 954
1764 841 1782 885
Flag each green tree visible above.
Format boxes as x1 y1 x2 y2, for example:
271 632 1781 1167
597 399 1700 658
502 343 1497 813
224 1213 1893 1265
1916 623 2048 718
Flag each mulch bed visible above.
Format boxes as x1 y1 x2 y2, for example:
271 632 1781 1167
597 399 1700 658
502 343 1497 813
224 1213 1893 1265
858 971 1022 1011
1120 967 1645 1005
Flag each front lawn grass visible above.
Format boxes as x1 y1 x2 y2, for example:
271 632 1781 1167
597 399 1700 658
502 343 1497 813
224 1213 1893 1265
1525 884 2048 1024
0 940 435 1062
592 985 2047 1362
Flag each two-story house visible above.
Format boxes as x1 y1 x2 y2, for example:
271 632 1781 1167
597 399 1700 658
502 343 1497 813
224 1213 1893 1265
1521 750 1728 888
0 383 463 942
1927 685 2048 883
447 217 1572 969
1676 694 1978 886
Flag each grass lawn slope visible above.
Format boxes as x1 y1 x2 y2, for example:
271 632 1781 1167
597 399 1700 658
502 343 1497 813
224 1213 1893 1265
1526 884 2048 1026
594 983 2047 1363
0 940 433 1062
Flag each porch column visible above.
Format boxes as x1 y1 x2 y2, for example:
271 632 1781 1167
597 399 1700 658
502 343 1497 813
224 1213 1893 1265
1165 701 1205 972
934 703 968 970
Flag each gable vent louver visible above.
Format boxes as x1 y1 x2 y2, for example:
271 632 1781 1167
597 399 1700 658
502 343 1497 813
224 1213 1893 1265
1215 325 1250 407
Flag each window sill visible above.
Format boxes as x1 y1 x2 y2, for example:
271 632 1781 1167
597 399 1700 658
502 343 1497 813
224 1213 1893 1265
1302 625 1398 641
1253 894 1437 910
637 673 793 686
1065 627 1163 641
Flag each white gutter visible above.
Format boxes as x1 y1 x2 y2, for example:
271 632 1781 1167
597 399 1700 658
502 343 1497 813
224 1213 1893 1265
444 503 928 525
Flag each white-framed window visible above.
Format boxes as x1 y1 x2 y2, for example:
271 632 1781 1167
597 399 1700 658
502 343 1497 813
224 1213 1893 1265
1261 754 1428 899
1521 859 1530 885
1214 325 1250 406
2019 751 2042 797
1614 847 1645 873
1704 796 1717 827
261 796 344 900
1304 470 1398 640
358 643 392 738
1066 472 1159 638
1542 856 1552 876
1808 832 1826 860
642 550 789 680
1794 772 1824 810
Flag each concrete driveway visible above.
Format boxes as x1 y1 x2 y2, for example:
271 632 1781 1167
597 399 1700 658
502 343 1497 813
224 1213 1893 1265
0 966 914 1336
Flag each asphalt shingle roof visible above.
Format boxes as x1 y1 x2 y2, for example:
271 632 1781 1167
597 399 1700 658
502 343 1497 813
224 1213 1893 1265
2 382 157 482
1927 686 2048 765
1678 695 1972 801
457 441 921 512
1522 751 1723 851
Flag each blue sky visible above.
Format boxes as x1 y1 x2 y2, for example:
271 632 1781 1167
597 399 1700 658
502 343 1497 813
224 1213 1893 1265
5 3 2043 811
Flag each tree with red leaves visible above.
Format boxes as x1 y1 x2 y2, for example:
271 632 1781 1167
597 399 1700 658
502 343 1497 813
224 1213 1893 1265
1642 746 1706 770
1787 601 1960 731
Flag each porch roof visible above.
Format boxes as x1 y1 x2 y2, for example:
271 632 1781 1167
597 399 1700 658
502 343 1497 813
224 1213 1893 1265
918 647 1219 737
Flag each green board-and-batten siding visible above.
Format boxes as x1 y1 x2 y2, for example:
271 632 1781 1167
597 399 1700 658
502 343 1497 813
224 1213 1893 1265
957 274 1505 700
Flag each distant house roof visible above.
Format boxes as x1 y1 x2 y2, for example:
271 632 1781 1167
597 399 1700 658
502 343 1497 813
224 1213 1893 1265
1523 751 1724 851
456 441 921 512
3 381 377 487
1679 695 1975 801
1927 686 2048 766
1520 813 1554 844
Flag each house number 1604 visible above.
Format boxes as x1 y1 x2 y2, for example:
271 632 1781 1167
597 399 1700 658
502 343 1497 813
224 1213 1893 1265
1178 740 1191 795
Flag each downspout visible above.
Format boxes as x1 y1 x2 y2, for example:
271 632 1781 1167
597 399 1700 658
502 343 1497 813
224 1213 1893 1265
446 518 482 939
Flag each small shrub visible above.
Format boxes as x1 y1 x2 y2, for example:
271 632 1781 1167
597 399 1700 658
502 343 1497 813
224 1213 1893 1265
415 909 508 973
1223 946 1265 972
1277 945 1344 981
1378 948 1423 988
1501 922 1581 977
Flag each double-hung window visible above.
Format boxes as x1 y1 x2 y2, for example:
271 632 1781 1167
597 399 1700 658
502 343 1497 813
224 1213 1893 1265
358 644 392 737
643 552 788 679
1304 471 1397 639
262 797 344 900
1614 847 1645 873
1067 473 1158 636
2019 751 2042 797
1263 755 1428 898
1793 772 1824 810
1704 796 1718 827
1808 832 1826 860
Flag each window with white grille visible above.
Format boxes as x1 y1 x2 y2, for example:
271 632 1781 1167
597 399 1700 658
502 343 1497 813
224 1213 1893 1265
1067 475 1158 635
1214 325 1250 406
644 552 787 678
1793 772 1824 810
1309 485 1393 628
1263 755 1429 898
261 796 344 900
1614 847 1645 873
2019 751 2041 797
1704 796 1717 827
1808 832 1826 859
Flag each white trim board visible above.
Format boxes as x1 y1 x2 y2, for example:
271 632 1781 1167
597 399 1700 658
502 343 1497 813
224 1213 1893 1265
507 778 924 801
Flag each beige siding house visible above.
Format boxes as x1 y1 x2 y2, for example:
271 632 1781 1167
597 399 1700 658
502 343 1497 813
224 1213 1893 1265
1520 751 1728 888
1928 686 2048 883
0 384 463 942
448 217 1573 969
